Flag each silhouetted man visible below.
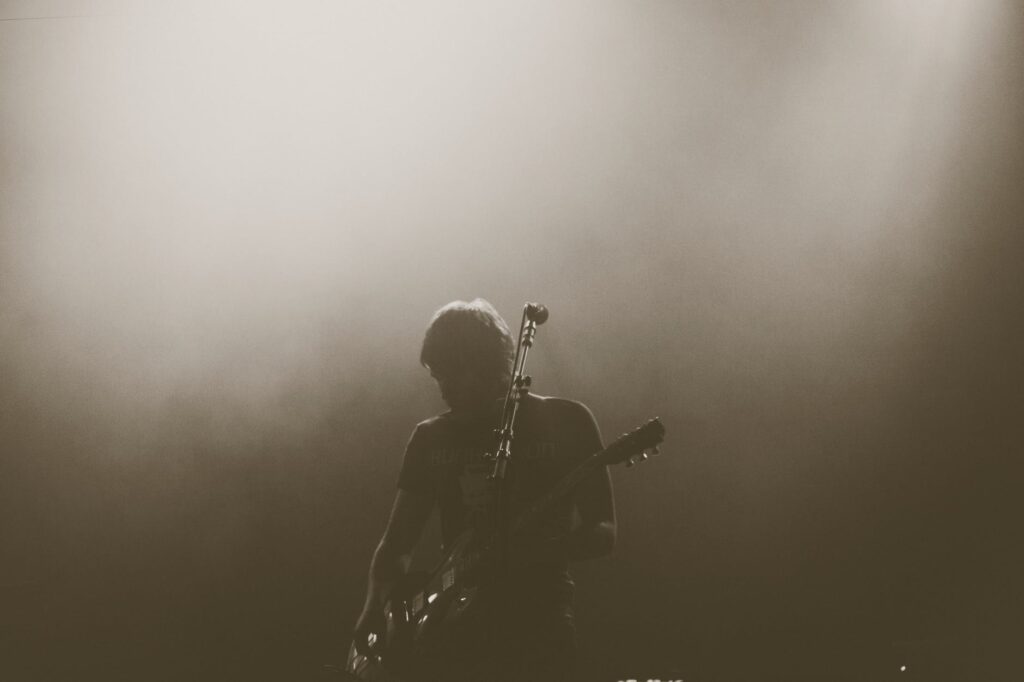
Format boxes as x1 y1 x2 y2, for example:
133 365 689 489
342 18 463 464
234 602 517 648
353 299 615 682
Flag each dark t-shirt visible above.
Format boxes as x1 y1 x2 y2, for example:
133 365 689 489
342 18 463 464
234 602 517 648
397 393 603 615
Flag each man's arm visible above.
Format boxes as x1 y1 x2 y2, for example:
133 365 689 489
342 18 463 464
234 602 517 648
353 488 433 649
563 403 616 561
565 463 616 561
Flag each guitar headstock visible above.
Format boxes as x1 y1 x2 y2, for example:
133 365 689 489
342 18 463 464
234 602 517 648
598 417 665 469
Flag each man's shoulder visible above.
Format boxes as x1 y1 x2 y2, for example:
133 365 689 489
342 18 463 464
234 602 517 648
411 411 455 434
528 393 596 421
416 412 451 428
410 396 597 435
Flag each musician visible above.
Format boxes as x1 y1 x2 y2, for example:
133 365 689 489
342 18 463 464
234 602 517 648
353 299 616 682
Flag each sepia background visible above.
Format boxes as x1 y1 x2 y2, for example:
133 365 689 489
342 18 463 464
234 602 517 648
2 1 1022 680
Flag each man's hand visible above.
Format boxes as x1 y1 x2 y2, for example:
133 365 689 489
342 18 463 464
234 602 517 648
509 518 616 564
509 532 571 564
353 490 433 657
563 520 616 561
352 605 386 657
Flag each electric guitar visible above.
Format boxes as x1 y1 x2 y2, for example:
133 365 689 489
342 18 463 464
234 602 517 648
346 417 665 681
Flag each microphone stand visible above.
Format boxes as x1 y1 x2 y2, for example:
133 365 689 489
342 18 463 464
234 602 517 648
486 303 547 589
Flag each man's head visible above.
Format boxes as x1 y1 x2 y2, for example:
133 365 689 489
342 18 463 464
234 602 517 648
420 299 514 411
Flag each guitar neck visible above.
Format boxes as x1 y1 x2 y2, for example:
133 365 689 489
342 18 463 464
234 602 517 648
509 452 603 535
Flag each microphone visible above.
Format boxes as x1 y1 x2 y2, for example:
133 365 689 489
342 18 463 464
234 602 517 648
525 302 549 325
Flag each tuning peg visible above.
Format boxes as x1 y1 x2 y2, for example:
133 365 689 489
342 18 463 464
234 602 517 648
625 452 649 468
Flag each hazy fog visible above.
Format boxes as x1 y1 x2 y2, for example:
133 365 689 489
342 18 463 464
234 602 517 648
2 2 1021 680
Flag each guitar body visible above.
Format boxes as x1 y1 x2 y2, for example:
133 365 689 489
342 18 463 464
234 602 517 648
347 531 488 681
346 570 428 681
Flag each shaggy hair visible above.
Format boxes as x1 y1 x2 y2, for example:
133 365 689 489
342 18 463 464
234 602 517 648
419 299 515 384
